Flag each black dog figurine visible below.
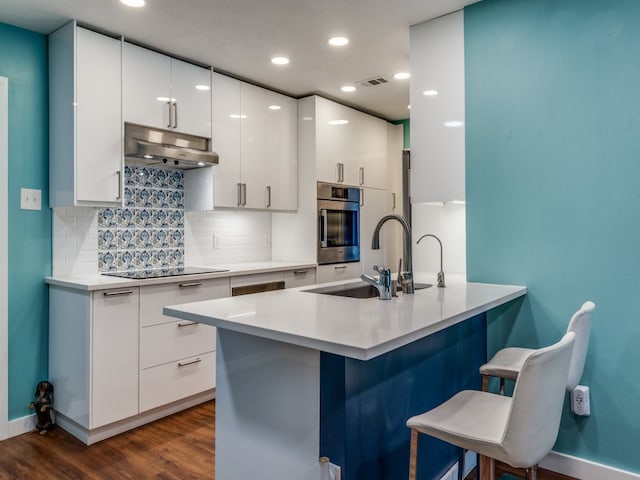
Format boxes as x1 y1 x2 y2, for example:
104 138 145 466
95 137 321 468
29 380 54 434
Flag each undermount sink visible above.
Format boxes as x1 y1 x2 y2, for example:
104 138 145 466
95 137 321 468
305 281 432 299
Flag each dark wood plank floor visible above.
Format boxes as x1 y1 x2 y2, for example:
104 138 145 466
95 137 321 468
0 401 215 480
0 400 576 480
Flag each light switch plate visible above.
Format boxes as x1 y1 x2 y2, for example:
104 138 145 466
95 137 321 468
20 188 42 210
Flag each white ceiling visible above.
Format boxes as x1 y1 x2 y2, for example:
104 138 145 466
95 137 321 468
0 0 479 121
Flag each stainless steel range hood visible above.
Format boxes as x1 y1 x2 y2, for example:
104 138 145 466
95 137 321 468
124 123 219 169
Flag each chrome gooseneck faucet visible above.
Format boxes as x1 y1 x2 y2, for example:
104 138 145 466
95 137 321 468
416 234 445 288
371 214 414 294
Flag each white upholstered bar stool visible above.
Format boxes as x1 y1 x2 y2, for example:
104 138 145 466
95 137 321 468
406 332 575 480
480 301 595 394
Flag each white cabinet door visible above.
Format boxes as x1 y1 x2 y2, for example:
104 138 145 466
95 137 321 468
91 288 139 429
240 83 267 209
265 91 297 210
75 28 122 205
171 59 212 138
123 43 172 130
49 22 123 207
355 114 388 190
316 263 362 284
212 72 242 207
410 11 465 202
315 97 352 184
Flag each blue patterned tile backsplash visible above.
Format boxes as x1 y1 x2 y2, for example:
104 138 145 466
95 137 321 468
98 166 185 272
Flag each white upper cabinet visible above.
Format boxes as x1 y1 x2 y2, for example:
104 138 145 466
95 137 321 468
49 22 123 207
212 71 242 207
212 72 298 210
123 43 211 138
264 90 297 210
410 10 465 202
315 96 387 189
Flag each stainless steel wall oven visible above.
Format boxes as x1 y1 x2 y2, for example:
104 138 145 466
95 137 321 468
317 182 360 265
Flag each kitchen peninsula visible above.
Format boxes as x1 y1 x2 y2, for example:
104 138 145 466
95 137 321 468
164 275 526 480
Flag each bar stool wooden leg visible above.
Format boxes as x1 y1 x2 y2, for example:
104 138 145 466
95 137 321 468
482 374 489 392
409 428 418 480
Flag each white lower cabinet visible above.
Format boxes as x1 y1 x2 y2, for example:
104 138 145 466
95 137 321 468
316 263 362 284
91 288 140 428
140 351 216 412
283 268 317 288
138 278 228 412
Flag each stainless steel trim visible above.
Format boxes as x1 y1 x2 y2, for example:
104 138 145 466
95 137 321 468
320 209 328 248
116 170 122 200
266 185 272 207
360 188 365 207
173 101 178 129
124 123 218 169
177 321 198 327
359 167 364 185
178 358 202 367
178 282 202 288
103 290 134 296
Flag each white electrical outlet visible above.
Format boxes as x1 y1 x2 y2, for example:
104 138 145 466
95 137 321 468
572 385 591 416
20 188 42 210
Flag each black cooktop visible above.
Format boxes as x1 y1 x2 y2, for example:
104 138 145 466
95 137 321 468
102 266 229 280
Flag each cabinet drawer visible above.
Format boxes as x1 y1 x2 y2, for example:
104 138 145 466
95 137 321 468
284 268 316 288
140 277 230 327
316 263 362 284
230 272 284 288
140 321 216 369
139 351 215 412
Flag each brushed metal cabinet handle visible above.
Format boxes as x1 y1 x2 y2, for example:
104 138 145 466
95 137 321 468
360 188 365 207
242 183 247 206
320 209 328 248
178 357 202 367
103 290 134 296
178 282 203 288
334 265 348 270
392 192 396 210
177 321 198 327
116 170 122 200
266 185 272 208
173 101 178 129
167 101 172 128
293 269 311 275
359 166 364 186
237 183 242 206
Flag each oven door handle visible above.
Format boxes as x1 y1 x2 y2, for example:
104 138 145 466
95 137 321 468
320 209 328 248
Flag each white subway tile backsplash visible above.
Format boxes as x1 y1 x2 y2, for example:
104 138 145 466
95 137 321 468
53 174 274 275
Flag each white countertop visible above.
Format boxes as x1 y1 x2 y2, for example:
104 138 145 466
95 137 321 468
45 261 317 291
163 274 527 360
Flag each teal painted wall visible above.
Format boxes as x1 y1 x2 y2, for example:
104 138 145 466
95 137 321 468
392 119 410 149
465 0 640 473
0 22 51 420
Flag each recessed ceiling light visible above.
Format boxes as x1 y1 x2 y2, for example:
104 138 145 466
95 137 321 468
423 90 438 96
271 56 290 65
328 119 349 125
444 120 464 128
268 105 282 110
120 0 145 7
195 84 210 91
328 36 349 47
393 72 410 80
341 85 356 92
229 114 248 119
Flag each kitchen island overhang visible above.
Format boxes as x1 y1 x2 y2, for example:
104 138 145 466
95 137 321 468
163 277 526 480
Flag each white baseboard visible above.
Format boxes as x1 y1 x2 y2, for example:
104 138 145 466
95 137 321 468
541 450 640 480
8 412 36 438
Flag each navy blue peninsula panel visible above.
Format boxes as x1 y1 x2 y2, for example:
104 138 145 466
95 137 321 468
320 313 487 480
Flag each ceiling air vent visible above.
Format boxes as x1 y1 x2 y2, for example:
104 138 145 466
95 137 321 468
358 76 390 88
